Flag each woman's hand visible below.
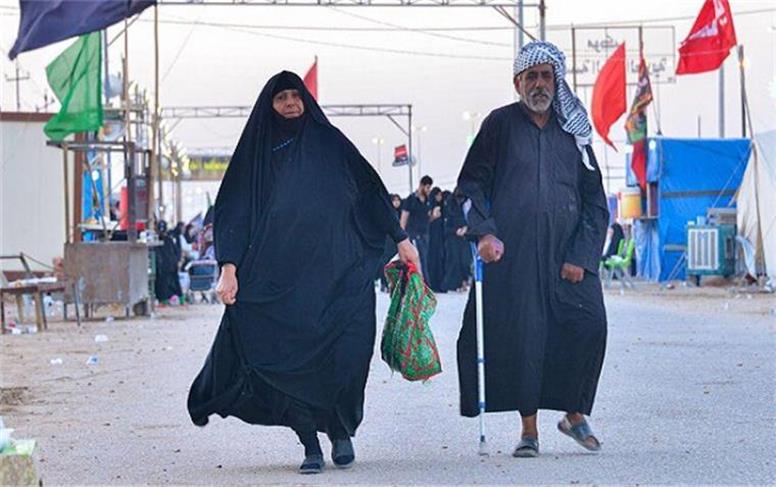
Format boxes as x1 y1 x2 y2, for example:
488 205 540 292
397 239 422 278
216 264 239 305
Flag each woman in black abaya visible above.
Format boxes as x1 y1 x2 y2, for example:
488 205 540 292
426 187 446 292
187 72 420 474
440 190 472 292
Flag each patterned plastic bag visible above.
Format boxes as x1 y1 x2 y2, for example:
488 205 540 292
381 261 441 381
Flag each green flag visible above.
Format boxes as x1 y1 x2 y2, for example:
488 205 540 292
44 32 103 141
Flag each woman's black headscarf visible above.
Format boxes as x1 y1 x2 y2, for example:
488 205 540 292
213 70 403 300
269 72 306 146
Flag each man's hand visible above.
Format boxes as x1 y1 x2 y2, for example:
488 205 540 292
455 226 468 237
560 263 585 283
216 264 239 305
477 234 504 263
397 239 422 278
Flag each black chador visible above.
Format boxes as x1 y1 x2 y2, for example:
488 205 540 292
187 72 407 470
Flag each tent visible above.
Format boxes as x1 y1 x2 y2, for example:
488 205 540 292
627 137 751 281
736 130 776 278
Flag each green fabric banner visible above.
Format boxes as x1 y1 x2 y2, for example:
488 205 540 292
44 32 102 141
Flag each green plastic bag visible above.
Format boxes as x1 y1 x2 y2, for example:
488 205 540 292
381 261 441 381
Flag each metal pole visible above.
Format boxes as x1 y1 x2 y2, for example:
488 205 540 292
518 1 524 49
539 0 546 40
127 145 137 242
15 63 21 111
151 3 160 228
408 104 414 193
175 168 183 223
571 26 577 92
738 45 746 138
63 145 70 244
123 18 137 242
718 63 725 138
103 31 113 221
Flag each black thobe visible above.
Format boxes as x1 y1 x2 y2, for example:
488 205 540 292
456 103 609 417
188 72 406 437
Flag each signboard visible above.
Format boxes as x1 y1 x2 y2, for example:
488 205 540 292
393 145 409 167
545 26 677 89
185 155 230 181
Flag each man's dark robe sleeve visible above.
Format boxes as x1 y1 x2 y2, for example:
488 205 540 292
457 113 499 239
564 146 610 275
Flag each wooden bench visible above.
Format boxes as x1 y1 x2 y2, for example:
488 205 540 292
0 254 81 333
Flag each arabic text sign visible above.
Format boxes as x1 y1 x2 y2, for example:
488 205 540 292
546 25 677 88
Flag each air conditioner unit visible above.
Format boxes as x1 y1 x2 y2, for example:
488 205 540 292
686 224 736 277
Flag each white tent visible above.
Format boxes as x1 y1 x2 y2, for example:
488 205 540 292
736 130 776 277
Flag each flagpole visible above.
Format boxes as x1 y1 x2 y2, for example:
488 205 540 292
737 45 746 138
718 62 725 138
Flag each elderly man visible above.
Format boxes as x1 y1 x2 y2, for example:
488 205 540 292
456 41 609 457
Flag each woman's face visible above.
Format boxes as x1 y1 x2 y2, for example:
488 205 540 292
392 196 402 209
272 89 304 119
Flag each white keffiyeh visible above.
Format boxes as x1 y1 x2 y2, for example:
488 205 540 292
514 41 595 171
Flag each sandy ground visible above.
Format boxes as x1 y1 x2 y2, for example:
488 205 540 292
1 282 774 485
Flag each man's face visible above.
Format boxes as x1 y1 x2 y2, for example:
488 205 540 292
272 89 305 119
514 63 555 114
420 184 432 197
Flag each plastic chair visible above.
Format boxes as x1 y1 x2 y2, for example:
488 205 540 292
602 239 635 289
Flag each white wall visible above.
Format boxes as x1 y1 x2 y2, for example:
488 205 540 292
0 115 70 273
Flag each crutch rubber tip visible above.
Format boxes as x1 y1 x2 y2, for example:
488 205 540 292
478 441 489 456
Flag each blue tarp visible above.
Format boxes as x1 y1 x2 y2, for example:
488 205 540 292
634 219 660 280
656 138 750 281
630 137 751 281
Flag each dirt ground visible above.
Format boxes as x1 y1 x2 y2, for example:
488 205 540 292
1 283 773 485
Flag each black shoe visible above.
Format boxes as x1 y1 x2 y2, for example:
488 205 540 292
299 453 324 474
331 438 355 469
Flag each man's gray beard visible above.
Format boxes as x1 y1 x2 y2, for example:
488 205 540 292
524 95 552 114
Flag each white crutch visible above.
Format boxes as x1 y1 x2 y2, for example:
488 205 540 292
470 242 488 456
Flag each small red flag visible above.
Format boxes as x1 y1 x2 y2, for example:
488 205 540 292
676 0 737 75
591 42 627 150
631 139 648 191
303 56 318 100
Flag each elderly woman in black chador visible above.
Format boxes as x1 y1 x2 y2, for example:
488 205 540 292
187 71 420 474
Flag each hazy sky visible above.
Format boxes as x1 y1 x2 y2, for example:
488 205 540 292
1 0 775 196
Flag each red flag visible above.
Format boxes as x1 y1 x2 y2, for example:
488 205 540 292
303 56 318 100
591 43 627 150
625 56 653 190
631 139 648 191
676 0 737 75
